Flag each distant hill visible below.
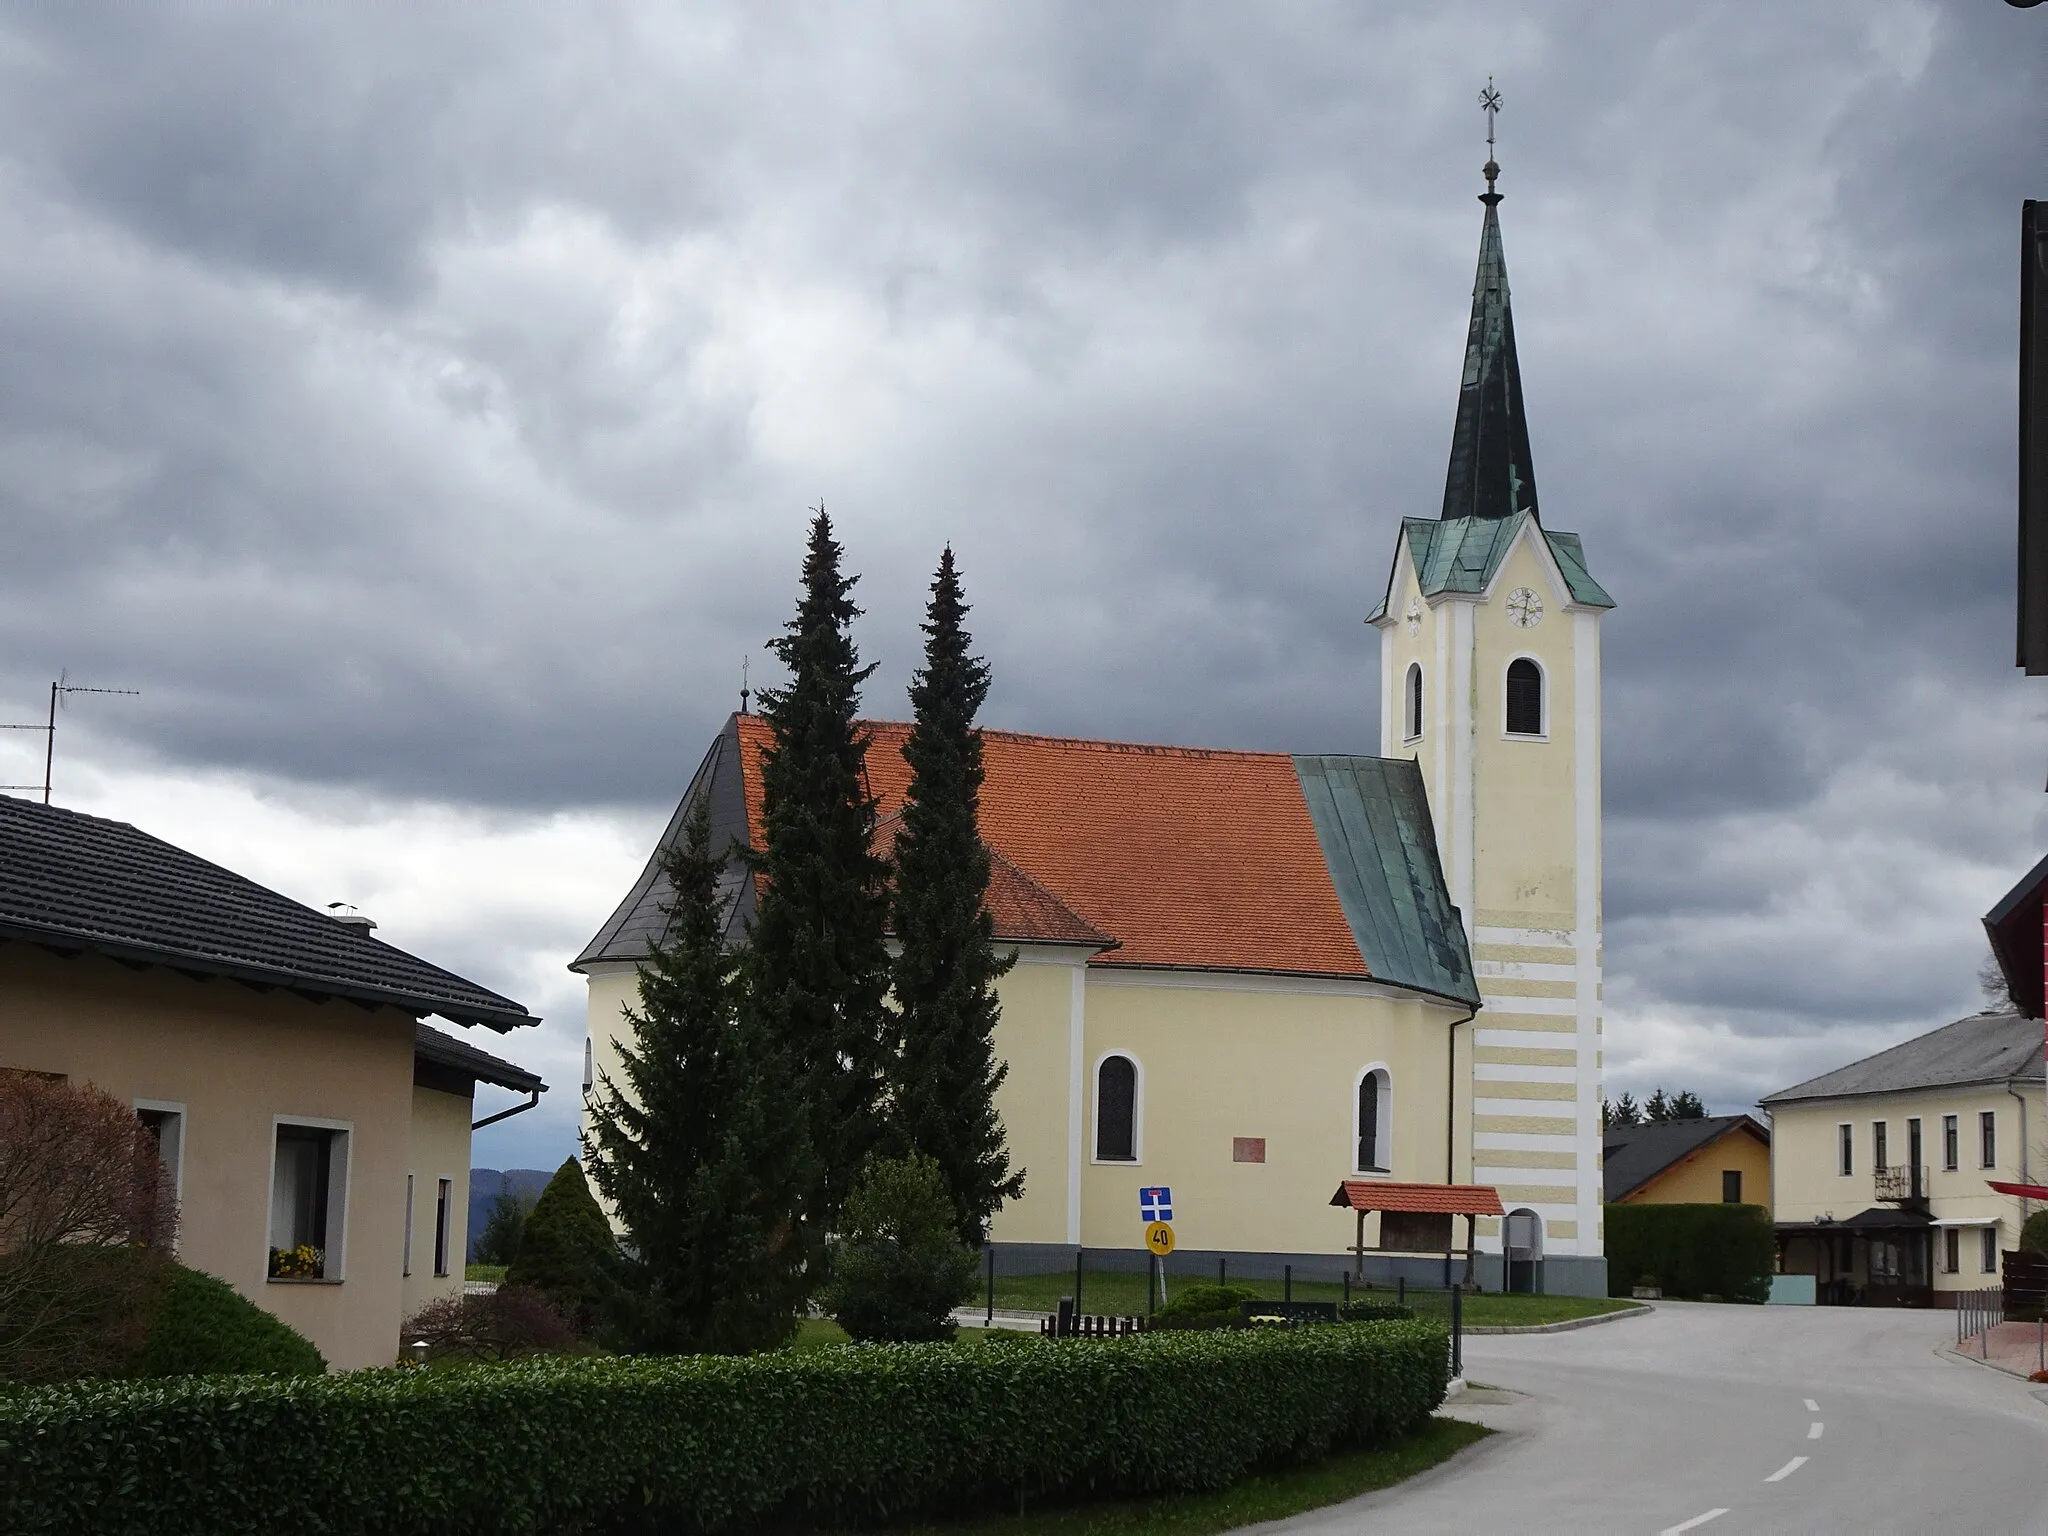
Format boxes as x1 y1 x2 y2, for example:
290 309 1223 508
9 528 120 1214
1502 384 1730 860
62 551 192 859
468 1167 554 1262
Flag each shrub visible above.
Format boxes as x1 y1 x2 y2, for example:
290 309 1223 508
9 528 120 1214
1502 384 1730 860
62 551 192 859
0 1318 1450 1535
1337 1300 1415 1323
134 1265 324 1378
818 1153 978 1343
506 1159 617 1335
1154 1282 1259 1331
470 1191 533 1268
1604 1203 1774 1303
399 1285 581 1364
2021 1210 2048 1256
0 1074 178 1382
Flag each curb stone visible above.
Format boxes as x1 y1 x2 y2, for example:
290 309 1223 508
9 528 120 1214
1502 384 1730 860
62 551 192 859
1462 1303 1652 1335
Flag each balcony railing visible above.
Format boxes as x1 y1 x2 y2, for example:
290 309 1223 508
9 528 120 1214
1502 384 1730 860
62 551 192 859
1874 1164 1930 1205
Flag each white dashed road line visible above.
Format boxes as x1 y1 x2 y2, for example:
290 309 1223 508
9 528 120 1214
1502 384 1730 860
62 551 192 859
1808 1422 1824 1439
1803 1398 1820 1412
1660 1510 1729 1534
1765 1456 1809 1483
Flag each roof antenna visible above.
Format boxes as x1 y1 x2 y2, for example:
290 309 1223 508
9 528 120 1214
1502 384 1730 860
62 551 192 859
1479 77 1503 204
0 671 140 804
739 654 751 716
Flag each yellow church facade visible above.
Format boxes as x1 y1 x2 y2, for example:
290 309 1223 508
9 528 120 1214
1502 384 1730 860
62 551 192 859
574 166 1615 1295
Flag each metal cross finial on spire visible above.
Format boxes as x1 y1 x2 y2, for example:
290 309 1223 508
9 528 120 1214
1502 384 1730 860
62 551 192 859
1479 77 1502 197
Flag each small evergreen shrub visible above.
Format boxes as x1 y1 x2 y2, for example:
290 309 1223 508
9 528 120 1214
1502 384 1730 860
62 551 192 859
1155 1282 1259 1331
0 1319 1450 1535
819 1153 979 1343
2020 1210 2048 1256
1604 1203 1774 1302
134 1265 324 1378
506 1158 617 1335
1337 1300 1415 1323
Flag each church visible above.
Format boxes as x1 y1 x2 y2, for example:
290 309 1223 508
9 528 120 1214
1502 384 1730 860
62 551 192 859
574 158 1616 1298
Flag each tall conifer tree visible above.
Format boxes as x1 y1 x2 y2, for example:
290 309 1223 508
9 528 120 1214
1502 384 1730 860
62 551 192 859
582 795 811 1353
748 509 893 1236
890 547 1023 1244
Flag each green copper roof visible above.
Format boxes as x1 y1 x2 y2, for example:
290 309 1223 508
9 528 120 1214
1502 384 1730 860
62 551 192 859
1366 513 1614 621
1292 754 1478 1007
1443 193 1540 524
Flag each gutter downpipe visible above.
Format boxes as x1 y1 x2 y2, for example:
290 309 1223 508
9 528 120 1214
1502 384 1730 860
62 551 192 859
2010 1076 2034 1227
1449 996 1479 1283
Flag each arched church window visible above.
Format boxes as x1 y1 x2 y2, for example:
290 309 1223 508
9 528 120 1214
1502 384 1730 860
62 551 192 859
1404 663 1423 740
1095 1054 1139 1162
1356 1067 1391 1173
1505 658 1544 737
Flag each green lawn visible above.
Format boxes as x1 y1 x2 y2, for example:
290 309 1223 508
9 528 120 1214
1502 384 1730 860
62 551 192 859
984 1270 1640 1330
868 1418 1491 1536
463 1264 507 1284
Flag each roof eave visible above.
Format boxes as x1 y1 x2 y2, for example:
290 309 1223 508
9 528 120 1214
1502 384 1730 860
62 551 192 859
0 921 536 1032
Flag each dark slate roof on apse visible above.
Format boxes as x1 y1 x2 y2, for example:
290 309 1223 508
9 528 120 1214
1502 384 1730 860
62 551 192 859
1603 1115 1768 1203
1760 1010 2042 1106
0 795 534 1030
415 1023 546 1094
1292 755 1479 1006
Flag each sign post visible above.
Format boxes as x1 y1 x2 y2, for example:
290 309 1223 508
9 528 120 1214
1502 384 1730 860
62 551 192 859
1140 1187 1175 1313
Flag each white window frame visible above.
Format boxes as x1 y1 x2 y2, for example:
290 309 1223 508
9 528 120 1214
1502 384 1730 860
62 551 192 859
1501 654 1549 741
1942 1114 1959 1172
1353 1063 1393 1175
434 1177 454 1278
1982 1225 2000 1274
133 1098 187 1208
1872 1120 1889 1173
1981 1110 1998 1170
1403 662 1424 742
1837 1122 1853 1176
265 1115 352 1284
1943 1226 1961 1274
402 1173 415 1278
1090 1050 1144 1165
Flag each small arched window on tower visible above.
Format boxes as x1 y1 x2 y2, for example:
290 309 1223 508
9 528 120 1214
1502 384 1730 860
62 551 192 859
1505 657 1544 737
1356 1067 1392 1173
1095 1054 1139 1162
1404 662 1423 741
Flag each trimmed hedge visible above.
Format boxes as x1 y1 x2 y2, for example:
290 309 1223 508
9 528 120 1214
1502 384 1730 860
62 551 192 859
1605 1202 1774 1303
134 1265 326 1378
0 1319 1448 1535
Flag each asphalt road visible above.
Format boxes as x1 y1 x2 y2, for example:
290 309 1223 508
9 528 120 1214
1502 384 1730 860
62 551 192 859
1262 1302 2048 1534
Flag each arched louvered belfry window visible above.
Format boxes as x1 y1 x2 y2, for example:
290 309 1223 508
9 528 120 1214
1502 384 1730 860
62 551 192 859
1356 1067 1391 1172
1404 662 1423 740
1096 1054 1138 1162
1505 657 1544 736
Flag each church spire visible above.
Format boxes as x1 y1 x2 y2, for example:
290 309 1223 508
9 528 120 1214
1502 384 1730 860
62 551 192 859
1440 80 1539 524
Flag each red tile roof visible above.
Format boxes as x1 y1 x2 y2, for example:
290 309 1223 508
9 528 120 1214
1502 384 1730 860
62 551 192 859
734 716 1369 976
871 808 1115 950
1328 1181 1505 1216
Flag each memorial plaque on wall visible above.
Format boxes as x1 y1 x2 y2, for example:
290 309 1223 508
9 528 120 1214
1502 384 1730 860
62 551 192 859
1378 1210 1454 1253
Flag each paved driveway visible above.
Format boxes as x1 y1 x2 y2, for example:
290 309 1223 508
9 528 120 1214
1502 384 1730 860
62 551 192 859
1260 1302 2048 1534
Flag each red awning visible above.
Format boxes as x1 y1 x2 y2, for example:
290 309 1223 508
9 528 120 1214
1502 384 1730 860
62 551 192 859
1328 1180 1505 1216
1989 1179 2048 1201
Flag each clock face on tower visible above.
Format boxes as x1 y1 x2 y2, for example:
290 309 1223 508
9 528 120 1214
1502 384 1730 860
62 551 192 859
1506 587 1543 629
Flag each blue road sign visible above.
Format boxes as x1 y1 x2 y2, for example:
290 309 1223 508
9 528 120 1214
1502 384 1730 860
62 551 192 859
1139 1186 1173 1223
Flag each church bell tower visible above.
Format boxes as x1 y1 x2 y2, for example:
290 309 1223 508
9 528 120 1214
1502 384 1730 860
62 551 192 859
1367 114 1616 1289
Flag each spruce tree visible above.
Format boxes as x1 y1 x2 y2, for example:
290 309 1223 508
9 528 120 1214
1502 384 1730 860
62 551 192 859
890 547 1023 1244
582 794 812 1353
747 509 894 1239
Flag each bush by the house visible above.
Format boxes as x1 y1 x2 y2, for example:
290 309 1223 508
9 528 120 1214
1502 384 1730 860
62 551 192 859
1336 1299 1415 1323
2020 1210 2048 1256
1154 1282 1261 1330
817 1152 978 1343
469 1191 534 1268
1605 1202 1774 1303
134 1264 324 1378
399 1285 580 1364
505 1158 617 1335
0 1318 1449 1536
0 1074 178 1382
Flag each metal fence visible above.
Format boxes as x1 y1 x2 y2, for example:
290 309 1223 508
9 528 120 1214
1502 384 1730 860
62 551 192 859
1957 1287 2002 1354
976 1248 1464 1376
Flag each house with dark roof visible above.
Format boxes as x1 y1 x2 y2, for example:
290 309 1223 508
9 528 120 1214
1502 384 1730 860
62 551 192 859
1762 1009 2042 1308
1603 1115 1771 1208
0 794 543 1368
575 160 1618 1295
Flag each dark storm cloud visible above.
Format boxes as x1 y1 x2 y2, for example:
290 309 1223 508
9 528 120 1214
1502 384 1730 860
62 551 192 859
0 1 2040 1135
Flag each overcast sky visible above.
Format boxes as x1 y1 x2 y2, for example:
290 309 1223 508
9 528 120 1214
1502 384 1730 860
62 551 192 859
0 3 2040 1168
